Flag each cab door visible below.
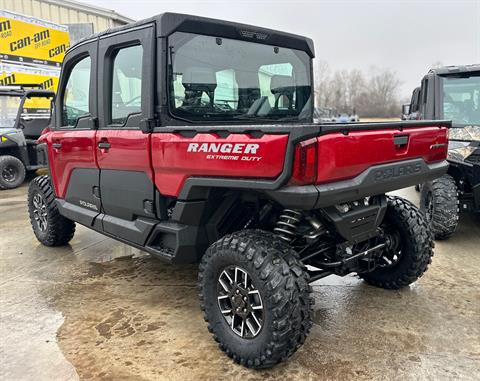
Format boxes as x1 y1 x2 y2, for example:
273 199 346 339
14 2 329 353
96 24 157 245
49 40 100 227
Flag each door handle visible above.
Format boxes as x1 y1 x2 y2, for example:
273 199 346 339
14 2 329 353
97 141 111 149
52 143 62 149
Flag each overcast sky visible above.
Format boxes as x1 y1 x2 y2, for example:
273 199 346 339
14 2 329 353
81 0 479 98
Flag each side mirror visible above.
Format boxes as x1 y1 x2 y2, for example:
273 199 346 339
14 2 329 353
139 118 157 133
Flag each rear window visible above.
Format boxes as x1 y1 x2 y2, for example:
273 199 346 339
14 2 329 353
168 32 312 123
441 74 480 127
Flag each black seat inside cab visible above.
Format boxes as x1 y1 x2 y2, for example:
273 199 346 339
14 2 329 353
21 117 51 140
181 67 217 107
270 75 295 110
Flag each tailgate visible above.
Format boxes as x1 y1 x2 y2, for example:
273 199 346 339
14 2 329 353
316 125 449 184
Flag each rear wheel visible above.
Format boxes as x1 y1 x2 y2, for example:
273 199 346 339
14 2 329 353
28 175 76 246
420 174 459 240
359 196 434 289
0 155 26 189
198 229 313 369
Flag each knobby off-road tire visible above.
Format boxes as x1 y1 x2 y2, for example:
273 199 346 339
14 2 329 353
359 196 434 289
198 229 313 369
28 175 76 246
420 174 459 240
0 155 26 189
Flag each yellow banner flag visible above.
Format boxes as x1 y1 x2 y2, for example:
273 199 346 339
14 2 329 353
0 10 70 67
0 62 60 112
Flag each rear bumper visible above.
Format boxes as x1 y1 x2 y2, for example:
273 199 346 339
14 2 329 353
266 158 449 209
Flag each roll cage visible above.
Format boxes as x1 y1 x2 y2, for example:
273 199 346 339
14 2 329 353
57 12 316 132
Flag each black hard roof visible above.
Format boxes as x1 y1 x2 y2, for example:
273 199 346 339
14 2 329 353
429 64 480 76
70 12 315 57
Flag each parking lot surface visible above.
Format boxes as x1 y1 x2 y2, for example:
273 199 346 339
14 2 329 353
1 184 479 380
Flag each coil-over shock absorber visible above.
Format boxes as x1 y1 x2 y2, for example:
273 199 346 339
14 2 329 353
274 209 303 242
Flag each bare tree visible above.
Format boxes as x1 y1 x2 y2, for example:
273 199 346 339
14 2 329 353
314 63 402 117
366 67 402 117
330 70 347 111
314 60 331 107
346 69 365 113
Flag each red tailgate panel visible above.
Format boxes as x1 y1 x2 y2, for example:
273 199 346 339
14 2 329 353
151 133 289 196
316 126 448 184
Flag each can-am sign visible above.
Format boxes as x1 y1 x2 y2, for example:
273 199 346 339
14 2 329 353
0 10 70 67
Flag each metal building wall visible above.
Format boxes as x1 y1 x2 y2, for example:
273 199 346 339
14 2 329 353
0 0 129 32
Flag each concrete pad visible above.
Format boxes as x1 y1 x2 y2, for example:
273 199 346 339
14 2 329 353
1 184 479 380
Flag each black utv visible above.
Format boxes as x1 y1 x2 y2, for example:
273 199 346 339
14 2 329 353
0 86 54 189
405 64 480 239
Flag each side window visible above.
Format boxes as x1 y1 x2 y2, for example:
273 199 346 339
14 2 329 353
422 79 429 104
111 45 143 125
62 56 91 127
418 78 428 116
258 63 294 109
410 88 420 112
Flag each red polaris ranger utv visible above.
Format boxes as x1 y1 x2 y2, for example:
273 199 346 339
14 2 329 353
28 13 450 368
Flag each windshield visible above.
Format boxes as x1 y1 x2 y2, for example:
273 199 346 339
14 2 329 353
441 73 480 128
0 95 22 128
168 32 312 122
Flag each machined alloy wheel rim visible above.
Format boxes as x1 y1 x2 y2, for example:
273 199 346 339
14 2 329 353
379 230 402 268
2 165 16 182
32 193 48 232
217 266 264 339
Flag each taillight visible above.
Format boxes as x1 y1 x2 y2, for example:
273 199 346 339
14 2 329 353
290 138 317 185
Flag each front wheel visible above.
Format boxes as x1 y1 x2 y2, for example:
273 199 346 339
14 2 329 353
198 230 313 369
0 155 26 189
359 196 434 289
28 175 76 246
